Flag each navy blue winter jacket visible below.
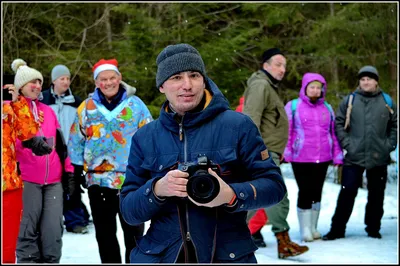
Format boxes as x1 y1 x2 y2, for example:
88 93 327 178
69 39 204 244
120 77 286 263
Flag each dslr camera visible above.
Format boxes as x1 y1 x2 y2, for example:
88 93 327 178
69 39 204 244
178 155 220 204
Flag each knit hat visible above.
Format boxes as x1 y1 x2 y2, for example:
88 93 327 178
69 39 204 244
51 64 71 82
262 48 284 63
11 59 43 90
357 65 379 81
156 43 206 88
92 59 120 80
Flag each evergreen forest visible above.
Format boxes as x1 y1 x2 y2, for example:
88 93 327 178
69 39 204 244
2 2 398 118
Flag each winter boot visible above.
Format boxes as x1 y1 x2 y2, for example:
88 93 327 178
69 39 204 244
251 229 267 248
311 202 321 239
322 230 345 241
275 230 309 259
297 208 313 242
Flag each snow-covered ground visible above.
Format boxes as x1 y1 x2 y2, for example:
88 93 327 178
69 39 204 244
61 162 398 264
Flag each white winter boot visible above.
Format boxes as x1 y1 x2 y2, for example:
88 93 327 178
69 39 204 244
297 208 313 242
311 202 321 239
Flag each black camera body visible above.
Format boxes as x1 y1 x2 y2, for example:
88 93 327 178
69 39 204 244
178 155 220 204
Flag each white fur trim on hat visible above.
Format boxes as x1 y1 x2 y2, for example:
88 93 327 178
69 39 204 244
93 64 120 80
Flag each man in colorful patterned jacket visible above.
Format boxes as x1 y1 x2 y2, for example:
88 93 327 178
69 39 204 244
68 59 153 263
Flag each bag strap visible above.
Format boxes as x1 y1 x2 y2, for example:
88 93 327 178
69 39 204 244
344 92 356 130
291 98 299 120
382 92 394 114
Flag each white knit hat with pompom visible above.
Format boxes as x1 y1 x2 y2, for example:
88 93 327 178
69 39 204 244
11 59 43 90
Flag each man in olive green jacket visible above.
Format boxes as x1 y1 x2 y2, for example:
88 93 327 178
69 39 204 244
323 65 397 241
243 48 309 259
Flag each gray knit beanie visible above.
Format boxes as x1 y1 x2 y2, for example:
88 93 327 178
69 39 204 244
156 43 206 88
357 65 379 81
51 64 71 82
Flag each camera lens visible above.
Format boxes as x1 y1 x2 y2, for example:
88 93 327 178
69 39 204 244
187 169 220 204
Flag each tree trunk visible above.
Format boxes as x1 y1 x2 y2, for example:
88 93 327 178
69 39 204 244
105 4 112 51
330 3 339 96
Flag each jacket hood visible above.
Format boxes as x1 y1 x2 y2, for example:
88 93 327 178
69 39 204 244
247 70 278 90
299 72 327 105
159 76 230 132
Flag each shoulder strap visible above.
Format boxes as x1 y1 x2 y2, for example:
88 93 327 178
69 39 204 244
323 101 334 121
291 98 299 119
382 92 394 114
382 92 393 108
344 92 356 130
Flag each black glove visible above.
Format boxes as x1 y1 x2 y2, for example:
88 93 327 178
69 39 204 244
62 172 74 196
73 164 87 188
22 136 52 156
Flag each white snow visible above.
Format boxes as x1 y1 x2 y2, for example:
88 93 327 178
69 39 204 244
60 162 398 264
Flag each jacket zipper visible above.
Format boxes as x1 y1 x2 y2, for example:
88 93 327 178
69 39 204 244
179 117 199 262
185 203 199 262
39 127 50 184
210 209 218 262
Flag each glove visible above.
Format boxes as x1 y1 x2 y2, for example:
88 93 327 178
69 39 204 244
22 136 52 156
62 172 75 196
73 164 87 188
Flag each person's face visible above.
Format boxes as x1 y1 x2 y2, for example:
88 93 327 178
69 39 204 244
95 70 122 100
263 54 287 81
359 76 378 93
20 79 42 100
306 82 322 99
159 71 206 116
53 75 71 95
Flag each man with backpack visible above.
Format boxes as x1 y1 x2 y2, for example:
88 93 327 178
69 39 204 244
323 65 397 240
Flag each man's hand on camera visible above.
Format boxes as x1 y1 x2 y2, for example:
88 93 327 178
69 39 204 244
154 170 189 198
188 168 235 208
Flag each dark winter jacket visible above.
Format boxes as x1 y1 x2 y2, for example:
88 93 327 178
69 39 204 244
243 70 289 155
120 77 286 263
335 87 397 169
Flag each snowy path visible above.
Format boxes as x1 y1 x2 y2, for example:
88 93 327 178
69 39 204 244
60 165 398 264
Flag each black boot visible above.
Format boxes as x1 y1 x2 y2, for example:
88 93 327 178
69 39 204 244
251 230 267 248
322 231 345 241
365 228 382 239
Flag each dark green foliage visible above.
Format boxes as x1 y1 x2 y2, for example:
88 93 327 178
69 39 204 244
2 3 397 118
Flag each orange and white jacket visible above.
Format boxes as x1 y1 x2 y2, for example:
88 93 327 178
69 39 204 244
2 97 39 191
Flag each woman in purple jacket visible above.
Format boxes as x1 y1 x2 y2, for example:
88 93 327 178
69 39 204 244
283 72 343 242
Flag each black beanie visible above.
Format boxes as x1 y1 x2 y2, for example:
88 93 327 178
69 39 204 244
357 65 379 81
261 48 283 63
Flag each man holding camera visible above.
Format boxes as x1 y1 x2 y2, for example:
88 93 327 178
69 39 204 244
120 43 287 263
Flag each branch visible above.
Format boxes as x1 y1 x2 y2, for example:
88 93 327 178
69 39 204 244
18 25 66 60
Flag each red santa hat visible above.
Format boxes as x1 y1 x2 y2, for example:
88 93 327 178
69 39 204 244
92 58 120 79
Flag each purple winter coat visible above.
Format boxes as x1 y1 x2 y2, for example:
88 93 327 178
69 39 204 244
283 73 343 164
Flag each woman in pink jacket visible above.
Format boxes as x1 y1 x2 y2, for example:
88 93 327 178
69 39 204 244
284 72 343 242
11 59 75 263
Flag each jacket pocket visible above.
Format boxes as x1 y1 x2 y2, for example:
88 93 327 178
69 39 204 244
210 148 237 177
214 237 257 262
130 235 178 263
140 153 179 178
